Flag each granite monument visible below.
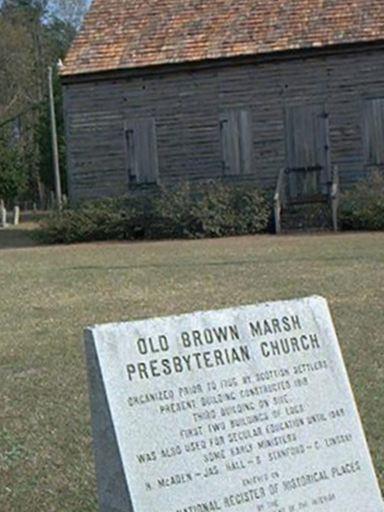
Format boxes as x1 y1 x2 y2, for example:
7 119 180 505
85 296 383 512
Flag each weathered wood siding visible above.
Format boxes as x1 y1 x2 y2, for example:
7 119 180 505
63 47 384 202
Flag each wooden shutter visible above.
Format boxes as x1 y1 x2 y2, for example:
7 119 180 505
286 105 320 169
363 99 384 165
285 104 329 198
238 110 252 175
220 109 252 176
125 129 137 183
125 118 159 184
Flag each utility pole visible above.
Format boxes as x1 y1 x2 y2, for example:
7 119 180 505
48 66 62 210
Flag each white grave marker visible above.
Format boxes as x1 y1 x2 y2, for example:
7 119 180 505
1 205 7 228
85 296 383 512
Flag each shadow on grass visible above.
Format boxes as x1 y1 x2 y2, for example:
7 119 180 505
63 252 380 272
65 261 259 271
0 226 39 250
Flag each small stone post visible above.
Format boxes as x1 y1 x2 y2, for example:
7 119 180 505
1 204 7 228
13 206 20 226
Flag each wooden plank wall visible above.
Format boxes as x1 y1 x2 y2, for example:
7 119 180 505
63 48 384 202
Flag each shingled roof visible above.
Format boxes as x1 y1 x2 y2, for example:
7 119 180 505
62 0 384 76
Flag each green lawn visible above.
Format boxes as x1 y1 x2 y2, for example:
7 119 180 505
0 229 383 511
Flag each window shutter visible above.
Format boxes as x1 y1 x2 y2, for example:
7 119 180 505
238 110 252 175
363 99 384 165
220 112 239 175
125 118 159 184
220 109 252 176
125 129 138 184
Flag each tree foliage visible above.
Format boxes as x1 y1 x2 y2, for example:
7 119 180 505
0 131 27 202
0 0 88 205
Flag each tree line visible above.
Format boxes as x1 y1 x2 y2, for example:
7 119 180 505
0 0 88 207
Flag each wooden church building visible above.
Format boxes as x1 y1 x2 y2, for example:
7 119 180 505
61 0 384 206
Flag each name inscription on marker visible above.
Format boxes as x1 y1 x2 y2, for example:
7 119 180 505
85 296 384 512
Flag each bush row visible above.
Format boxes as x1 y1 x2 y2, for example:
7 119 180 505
38 182 271 244
37 172 384 244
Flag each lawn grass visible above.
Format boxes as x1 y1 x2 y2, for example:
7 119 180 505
0 229 383 511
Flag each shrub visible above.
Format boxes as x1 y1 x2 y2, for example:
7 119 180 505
38 181 270 244
37 198 137 244
149 182 270 239
340 171 384 231
192 182 237 238
229 185 271 235
147 182 198 239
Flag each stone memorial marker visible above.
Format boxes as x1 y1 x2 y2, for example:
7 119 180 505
85 296 383 512
13 205 20 226
0 204 7 228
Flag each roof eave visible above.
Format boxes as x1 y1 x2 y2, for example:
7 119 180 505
60 39 384 85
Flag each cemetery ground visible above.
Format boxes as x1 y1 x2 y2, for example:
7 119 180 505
0 228 383 512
